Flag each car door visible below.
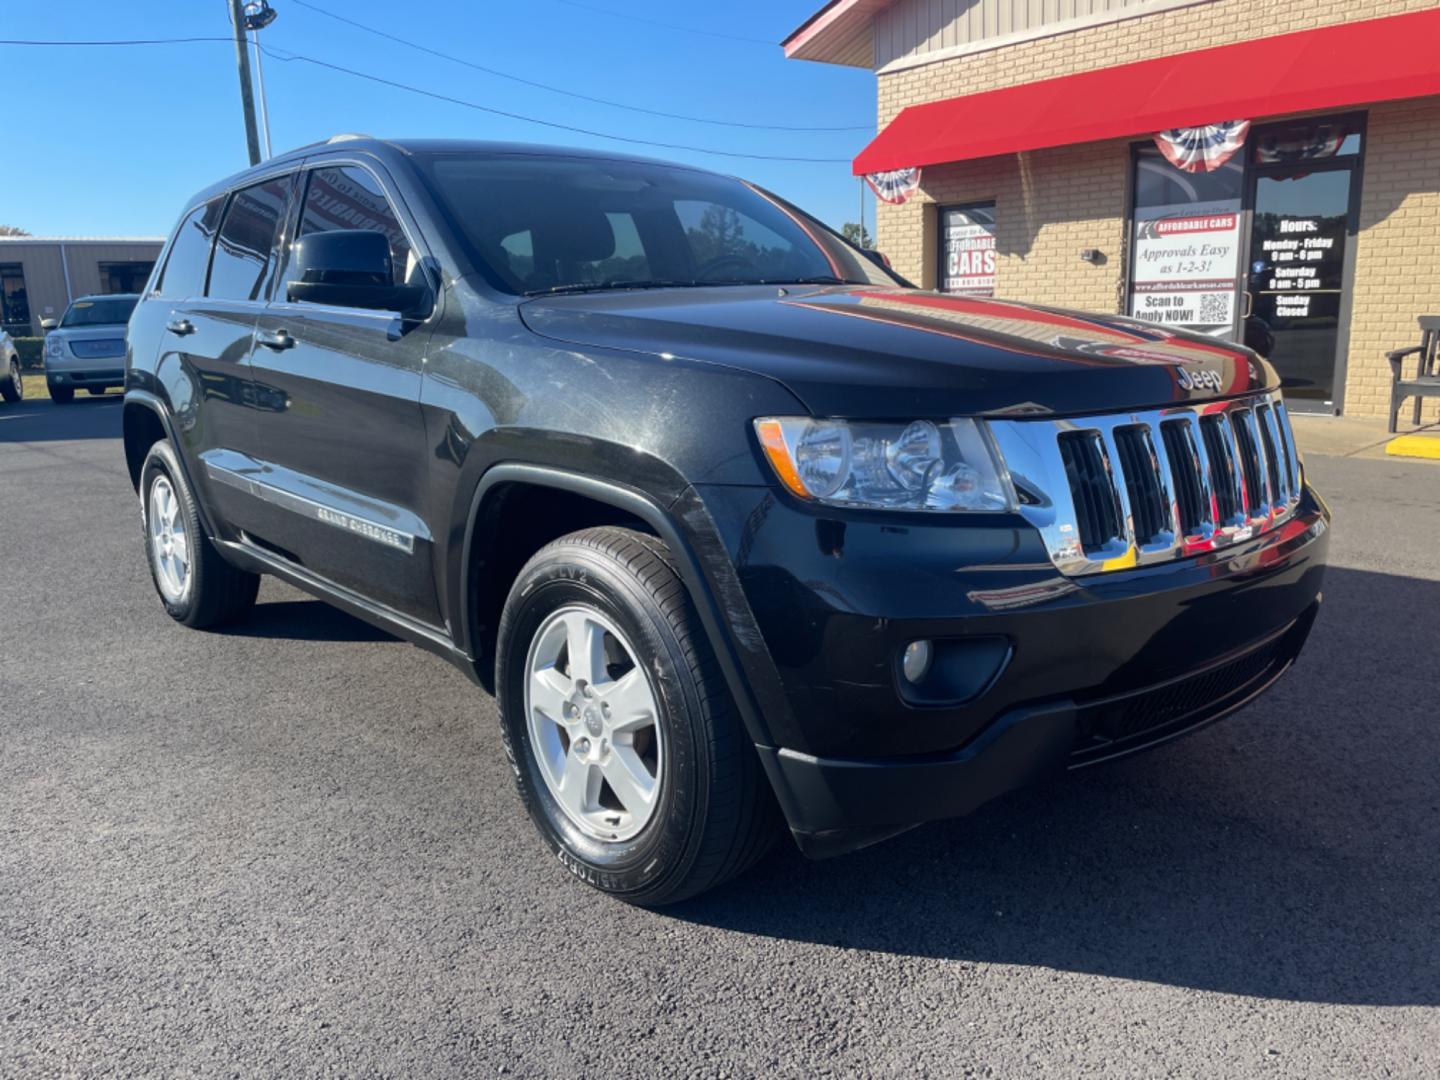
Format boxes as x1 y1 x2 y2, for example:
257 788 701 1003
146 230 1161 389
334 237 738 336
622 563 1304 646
148 174 295 540
247 160 442 627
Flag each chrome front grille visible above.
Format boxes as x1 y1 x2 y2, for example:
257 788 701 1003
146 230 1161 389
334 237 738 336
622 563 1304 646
989 392 1303 576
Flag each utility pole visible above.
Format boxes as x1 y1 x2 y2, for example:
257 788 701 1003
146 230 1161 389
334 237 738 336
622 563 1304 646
227 0 262 166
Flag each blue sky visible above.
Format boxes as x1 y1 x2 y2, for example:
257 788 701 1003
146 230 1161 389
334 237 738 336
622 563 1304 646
3 0 878 239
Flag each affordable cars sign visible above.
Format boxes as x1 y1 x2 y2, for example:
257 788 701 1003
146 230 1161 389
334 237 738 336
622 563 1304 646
1128 200 1242 335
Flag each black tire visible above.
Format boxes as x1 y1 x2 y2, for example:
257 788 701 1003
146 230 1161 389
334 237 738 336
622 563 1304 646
49 384 74 405
86 387 108 396
139 440 260 629
0 358 20 403
496 526 778 906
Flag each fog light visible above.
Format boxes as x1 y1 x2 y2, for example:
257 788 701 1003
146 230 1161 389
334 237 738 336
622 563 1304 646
901 640 933 684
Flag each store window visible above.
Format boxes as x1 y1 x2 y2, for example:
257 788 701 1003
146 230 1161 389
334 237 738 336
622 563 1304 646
1 263 30 335
1253 115 1362 164
99 261 155 295
1126 146 1244 337
937 203 996 295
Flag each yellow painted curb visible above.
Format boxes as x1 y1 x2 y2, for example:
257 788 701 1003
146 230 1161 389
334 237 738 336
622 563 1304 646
1385 434 1440 460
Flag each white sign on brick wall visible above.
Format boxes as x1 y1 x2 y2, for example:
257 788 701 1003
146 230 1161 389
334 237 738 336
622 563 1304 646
1128 198 1242 335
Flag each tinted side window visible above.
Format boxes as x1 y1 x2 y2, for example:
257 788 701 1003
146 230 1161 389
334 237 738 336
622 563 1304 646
207 176 291 301
285 166 414 289
154 198 224 299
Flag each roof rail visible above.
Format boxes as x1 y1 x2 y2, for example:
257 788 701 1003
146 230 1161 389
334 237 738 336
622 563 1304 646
327 133 373 144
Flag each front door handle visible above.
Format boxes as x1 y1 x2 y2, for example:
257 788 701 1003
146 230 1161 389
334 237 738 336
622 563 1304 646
165 317 195 337
256 328 296 351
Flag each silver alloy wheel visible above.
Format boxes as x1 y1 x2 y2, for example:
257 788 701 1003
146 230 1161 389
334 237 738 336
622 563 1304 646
524 605 664 843
8 361 20 398
148 475 191 604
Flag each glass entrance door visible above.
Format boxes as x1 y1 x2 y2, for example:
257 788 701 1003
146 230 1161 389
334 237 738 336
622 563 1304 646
1245 165 1357 412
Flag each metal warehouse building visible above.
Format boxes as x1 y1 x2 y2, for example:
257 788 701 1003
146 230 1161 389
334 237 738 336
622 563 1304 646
785 0 1440 422
1 237 163 337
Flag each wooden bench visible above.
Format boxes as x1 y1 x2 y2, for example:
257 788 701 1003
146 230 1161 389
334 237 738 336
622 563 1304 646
1388 316 1440 433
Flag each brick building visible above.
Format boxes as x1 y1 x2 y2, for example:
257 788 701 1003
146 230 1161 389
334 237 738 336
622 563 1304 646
784 1 1440 420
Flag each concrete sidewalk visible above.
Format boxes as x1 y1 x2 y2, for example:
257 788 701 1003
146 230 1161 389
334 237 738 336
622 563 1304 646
1289 412 1440 460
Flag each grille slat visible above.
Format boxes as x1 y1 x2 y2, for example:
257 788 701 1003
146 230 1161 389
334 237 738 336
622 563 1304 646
1161 420 1207 535
1199 416 1242 524
1058 431 1122 552
1230 410 1266 515
1114 426 1166 544
1255 404 1285 506
1275 403 1300 497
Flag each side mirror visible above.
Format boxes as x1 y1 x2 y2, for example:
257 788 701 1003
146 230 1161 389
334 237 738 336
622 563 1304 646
40 318 58 332
861 249 893 270
286 229 429 315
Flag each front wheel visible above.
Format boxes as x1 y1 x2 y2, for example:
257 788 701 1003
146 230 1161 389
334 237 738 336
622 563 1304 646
0 359 20 403
496 527 777 906
48 384 74 405
140 440 260 628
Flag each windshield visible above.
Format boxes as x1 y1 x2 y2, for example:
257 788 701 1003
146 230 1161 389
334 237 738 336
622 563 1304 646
61 297 138 328
415 153 901 296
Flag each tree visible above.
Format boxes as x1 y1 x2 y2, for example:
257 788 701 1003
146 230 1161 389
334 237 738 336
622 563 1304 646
0 225 31 237
842 222 873 249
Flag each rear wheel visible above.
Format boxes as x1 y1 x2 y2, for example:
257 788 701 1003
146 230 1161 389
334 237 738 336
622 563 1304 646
86 387 109 397
496 527 777 906
140 440 259 628
48 384 74 405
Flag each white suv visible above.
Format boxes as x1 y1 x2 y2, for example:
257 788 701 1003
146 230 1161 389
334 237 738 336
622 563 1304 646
41 294 138 404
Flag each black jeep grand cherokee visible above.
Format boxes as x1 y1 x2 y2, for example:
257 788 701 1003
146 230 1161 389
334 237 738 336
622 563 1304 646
123 137 1328 905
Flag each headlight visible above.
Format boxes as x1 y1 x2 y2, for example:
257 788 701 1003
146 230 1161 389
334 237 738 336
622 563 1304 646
754 417 1015 512
45 334 66 359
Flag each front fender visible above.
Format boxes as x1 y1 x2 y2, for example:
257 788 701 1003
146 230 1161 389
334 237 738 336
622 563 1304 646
458 462 797 753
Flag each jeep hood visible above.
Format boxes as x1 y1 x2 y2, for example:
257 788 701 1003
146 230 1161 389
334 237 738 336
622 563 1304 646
518 285 1276 417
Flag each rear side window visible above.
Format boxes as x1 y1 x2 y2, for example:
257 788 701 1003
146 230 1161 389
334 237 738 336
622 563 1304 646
154 198 223 299
207 176 291 301
283 165 414 288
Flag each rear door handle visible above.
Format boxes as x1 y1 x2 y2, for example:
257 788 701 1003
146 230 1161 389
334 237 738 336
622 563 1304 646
256 328 296 351
165 317 195 337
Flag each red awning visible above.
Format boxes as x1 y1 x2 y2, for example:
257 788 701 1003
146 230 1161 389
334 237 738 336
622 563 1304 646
854 8 1440 175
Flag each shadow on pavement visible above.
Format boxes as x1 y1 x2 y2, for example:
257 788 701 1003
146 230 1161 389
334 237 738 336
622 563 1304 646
0 395 123 442
672 564 1440 1007
224 598 400 644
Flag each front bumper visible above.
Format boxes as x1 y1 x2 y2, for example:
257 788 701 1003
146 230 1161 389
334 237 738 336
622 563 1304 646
48 368 125 390
760 600 1318 856
692 481 1329 855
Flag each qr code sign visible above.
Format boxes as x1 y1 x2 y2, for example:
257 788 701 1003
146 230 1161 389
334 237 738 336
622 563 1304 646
1198 293 1230 324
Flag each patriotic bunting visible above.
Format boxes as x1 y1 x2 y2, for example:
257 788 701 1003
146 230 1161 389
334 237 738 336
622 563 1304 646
864 168 922 205
1153 120 1251 174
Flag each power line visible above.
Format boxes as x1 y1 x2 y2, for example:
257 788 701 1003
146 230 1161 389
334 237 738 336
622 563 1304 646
0 36 234 46
544 0 777 45
0 35 857 164
290 0 868 133
260 44 853 164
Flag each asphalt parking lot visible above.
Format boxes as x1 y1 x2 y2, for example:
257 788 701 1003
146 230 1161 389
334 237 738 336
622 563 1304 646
2 396 1439 1078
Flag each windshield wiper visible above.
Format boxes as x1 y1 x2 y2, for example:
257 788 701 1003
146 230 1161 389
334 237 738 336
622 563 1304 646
758 275 865 286
526 279 708 297
524 276 865 297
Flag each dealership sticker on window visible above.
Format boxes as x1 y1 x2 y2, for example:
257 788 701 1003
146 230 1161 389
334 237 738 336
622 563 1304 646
1128 199 1241 335
941 205 996 296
